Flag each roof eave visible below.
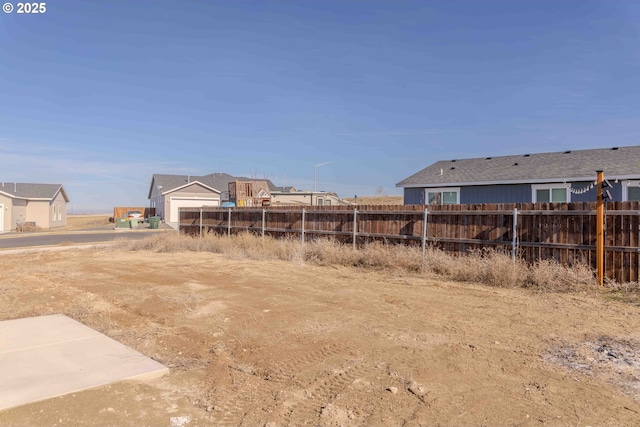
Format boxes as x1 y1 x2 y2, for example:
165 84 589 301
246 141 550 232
147 175 157 200
163 180 222 195
53 185 70 203
397 174 640 188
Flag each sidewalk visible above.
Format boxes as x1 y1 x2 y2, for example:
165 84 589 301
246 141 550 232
0 314 168 411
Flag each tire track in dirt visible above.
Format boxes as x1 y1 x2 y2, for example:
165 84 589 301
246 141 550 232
209 378 260 426
266 342 357 384
283 362 384 424
208 342 358 425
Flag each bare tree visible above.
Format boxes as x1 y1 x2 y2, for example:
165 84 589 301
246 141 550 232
250 167 274 181
375 186 387 196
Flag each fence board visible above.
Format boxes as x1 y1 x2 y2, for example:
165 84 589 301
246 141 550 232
113 207 155 220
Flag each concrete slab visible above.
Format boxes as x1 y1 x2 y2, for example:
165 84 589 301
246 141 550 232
0 314 169 411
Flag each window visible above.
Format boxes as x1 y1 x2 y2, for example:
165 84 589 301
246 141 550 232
623 181 640 201
325 200 331 206
532 184 569 203
317 198 324 206
52 206 56 221
58 206 62 221
629 187 640 201
425 188 460 205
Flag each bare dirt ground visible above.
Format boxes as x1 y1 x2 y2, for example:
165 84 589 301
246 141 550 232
1 246 640 426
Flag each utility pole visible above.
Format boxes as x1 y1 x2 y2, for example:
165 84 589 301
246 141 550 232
314 162 332 192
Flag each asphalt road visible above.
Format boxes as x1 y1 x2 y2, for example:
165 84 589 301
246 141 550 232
0 231 159 249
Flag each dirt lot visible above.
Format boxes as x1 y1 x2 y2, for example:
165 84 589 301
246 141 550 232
1 245 640 426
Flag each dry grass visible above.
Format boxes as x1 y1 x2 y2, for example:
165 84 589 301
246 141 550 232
18 223 42 232
125 232 598 292
63 215 112 230
343 195 404 205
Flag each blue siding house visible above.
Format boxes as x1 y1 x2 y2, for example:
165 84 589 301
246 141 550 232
397 146 640 205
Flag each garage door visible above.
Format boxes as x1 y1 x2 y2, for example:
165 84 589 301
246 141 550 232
170 198 219 223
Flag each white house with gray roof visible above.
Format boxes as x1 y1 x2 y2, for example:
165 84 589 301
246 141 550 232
148 173 276 227
397 146 640 205
0 182 69 231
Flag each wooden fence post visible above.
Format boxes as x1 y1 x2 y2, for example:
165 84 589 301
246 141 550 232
262 209 266 238
596 170 604 286
228 208 232 238
422 208 428 260
353 209 357 250
199 208 203 237
512 207 518 261
301 208 305 244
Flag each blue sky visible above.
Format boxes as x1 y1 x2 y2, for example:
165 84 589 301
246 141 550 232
1 1 639 212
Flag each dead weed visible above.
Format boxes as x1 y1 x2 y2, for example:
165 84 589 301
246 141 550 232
124 232 598 292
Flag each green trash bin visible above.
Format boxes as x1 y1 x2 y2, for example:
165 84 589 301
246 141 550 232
149 216 160 229
115 218 129 229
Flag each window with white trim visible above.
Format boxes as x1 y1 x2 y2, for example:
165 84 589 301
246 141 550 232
425 187 460 205
58 205 62 221
532 184 570 203
623 180 640 201
52 205 57 221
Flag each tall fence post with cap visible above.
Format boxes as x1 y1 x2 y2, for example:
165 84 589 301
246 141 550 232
227 208 232 238
199 208 203 237
262 208 266 238
596 170 605 286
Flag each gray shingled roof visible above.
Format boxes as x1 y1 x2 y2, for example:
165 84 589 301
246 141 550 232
148 173 277 198
397 146 640 187
272 186 296 192
0 182 68 201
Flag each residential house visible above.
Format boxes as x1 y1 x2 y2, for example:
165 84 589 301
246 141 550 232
229 180 272 207
0 182 70 231
397 146 640 205
270 188 352 206
148 173 277 226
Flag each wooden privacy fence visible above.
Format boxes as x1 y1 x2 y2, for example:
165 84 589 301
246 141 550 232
178 202 640 282
113 207 156 219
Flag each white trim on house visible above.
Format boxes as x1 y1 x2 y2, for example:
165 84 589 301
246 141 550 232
169 197 220 224
531 183 571 203
0 191 52 201
424 187 461 204
162 181 221 196
0 204 3 231
399 175 640 189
